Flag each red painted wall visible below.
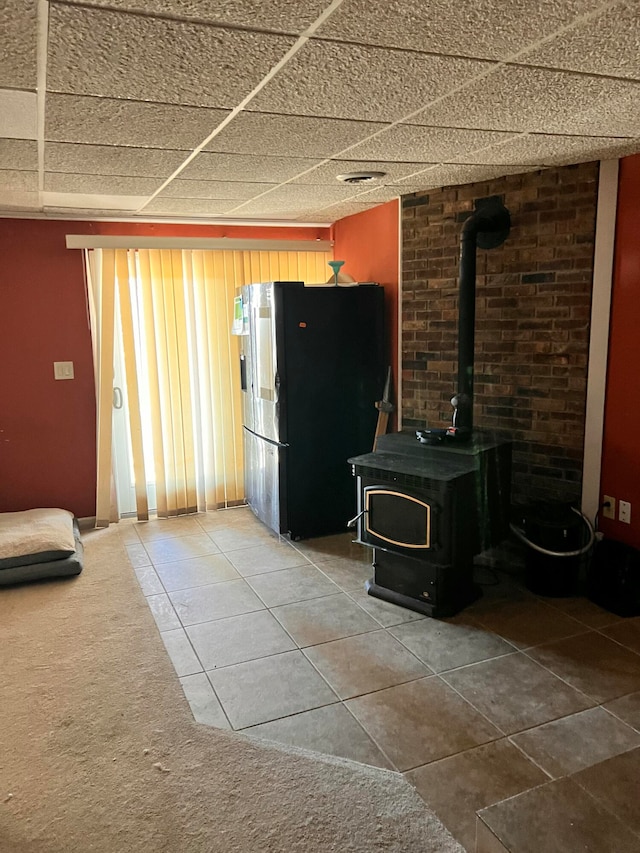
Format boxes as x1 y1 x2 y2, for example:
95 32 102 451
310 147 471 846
599 154 640 547
0 218 329 517
332 200 399 418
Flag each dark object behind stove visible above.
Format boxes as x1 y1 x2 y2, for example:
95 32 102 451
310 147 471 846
587 537 640 617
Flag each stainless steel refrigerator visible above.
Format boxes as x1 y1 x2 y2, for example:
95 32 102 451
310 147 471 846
239 281 385 540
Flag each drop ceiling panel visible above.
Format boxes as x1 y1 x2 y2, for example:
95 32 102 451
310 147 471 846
59 0 329 31
46 4 296 107
0 189 40 210
0 0 37 88
520 4 640 81
0 139 38 171
410 65 640 135
393 163 542 190
45 143 187 177
0 170 38 192
160 180 278 199
180 153 323 183
344 125 517 163
44 173 163 195
309 200 386 219
249 40 493 122
457 134 640 167
233 183 366 214
204 113 388 158
0 89 37 140
316 0 602 61
142 197 239 215
43 192 149 210
45 94 230 150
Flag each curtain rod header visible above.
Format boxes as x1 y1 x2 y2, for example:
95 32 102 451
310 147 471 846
66 236 333 252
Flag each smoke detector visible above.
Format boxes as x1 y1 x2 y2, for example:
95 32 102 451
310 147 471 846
336 171 386 184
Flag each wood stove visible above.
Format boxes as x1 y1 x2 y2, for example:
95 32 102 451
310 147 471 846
349 432 511 617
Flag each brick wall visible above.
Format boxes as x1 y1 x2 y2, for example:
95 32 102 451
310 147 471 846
401 162 598 505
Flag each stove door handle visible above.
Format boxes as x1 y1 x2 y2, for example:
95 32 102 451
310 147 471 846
347 508 367 529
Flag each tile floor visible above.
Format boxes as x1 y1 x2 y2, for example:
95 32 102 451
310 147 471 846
118 508 640 852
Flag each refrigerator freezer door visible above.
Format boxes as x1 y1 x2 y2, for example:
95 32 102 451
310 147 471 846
247 282 281 444
243 427 283 534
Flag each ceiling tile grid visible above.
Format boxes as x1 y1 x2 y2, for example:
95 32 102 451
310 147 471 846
1 0 640 222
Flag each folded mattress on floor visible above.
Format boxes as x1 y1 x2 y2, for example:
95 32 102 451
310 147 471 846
0 508 84 585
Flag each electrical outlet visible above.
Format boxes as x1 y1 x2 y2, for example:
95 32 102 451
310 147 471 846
619 500 631 524
603 495 616 520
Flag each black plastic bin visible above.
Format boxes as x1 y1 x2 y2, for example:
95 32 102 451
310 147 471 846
515 502 588 597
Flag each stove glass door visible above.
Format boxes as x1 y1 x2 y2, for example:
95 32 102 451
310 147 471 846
364 487 432 549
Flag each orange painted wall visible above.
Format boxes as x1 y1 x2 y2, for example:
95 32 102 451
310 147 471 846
332 200 399 416
0 218 329 517
599 154 640 548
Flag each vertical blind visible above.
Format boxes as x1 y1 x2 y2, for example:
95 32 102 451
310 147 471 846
86 247 332 527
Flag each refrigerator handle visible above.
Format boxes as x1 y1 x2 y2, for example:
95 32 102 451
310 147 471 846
274 370 280 401
240 354 247 391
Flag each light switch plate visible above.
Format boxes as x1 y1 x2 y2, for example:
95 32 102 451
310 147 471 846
54 361 74 380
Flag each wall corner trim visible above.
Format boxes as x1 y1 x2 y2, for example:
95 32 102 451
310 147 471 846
581 159 619 521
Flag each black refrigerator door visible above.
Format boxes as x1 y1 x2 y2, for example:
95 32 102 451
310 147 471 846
275 285 385 539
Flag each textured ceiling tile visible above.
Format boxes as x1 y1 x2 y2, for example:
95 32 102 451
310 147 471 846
410 65 640 136
179 152 323 183
0 189 40 210
394 163 542 191
59 0 328 31
343 125 516 163
0 139 38 170
0 0 37 88
316 201 386 219
45 94 230 150
0 170 38 191
45 143 187 177
249 40 493 122
232 183 366 215
317 0 601 61
47 4 295 107
42 192 148 210
521 4 640 81
0 89 37 139
205 113 387 158
454 134 640 166
160 180 278 199
44 172 163 195
291 159 433 185
141 197 238 215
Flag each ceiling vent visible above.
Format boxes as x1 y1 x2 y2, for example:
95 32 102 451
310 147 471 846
336 171 386 184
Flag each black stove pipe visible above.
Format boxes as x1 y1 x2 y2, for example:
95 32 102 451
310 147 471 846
450 198 511 438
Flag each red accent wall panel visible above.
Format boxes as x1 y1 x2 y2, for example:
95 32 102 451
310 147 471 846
0 218 329 517
600 154 640 547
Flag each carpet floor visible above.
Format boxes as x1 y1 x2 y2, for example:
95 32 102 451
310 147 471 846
0 525 463 853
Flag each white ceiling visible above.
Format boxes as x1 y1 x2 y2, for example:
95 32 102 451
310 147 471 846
1 0 639 224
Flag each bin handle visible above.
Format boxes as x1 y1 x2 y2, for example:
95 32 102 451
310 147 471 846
510 507 595 558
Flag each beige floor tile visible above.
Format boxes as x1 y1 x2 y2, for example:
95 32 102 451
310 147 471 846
126 542 151 569
146 592 181 632
207 650 337 729
160 628 202 677
226 541 310 576
389 616 515 673
510 707 640 778
312 556 371 591
169 578 265 626
600 617 640 655
246 564 340 607
244 704 393 769
471 597 587 649
346 677 500 771
134 566 164 596
154 553 240 592
572 747 640 837
304 630 430 699
186 609 296 669
541 595 623 629
527 631 640 703
272 593 379 647
603 690 640 731
144 533 220 565
116 521 140 544
406 739 547 852
196 507 255 530
135 516 205 541
179 672 230 729
206 524 283 553
346 588 425 627
477 777 640 853
443 653 594 734
292 533 370 564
